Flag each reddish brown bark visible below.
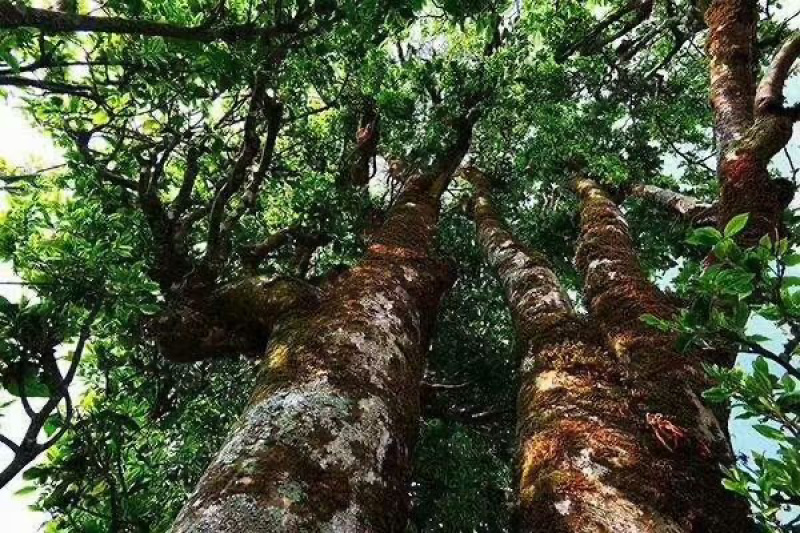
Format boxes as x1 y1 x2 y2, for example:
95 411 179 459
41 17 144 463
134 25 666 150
170 139 469 532
573 177 752 532
469 168 748 531
348 101 380 187
705 1 796 245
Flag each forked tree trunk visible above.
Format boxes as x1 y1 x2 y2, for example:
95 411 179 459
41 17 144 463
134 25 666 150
573 177 753 532
470 168 749 532
171 155 466 532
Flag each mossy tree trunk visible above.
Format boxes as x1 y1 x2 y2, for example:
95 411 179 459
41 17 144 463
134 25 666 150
469 168 750 532
170 144 469 532
573 177 753 532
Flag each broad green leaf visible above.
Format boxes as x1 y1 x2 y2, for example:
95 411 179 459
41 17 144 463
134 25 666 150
724 213 749 238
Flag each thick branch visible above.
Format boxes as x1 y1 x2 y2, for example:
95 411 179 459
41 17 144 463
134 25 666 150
348 100 380 187
705 0 758 154
0 1 306 44
755 33 800 114
152 276 320 363
465 166 574 341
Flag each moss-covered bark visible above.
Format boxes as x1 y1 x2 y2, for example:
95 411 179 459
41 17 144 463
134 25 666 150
574 177 753 532
170 156 466 531
469 168 743 532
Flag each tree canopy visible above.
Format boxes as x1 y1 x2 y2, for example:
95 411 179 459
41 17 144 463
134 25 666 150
0 0 798 531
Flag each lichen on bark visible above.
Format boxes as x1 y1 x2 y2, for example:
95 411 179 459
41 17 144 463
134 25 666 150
468 167 735 532
170 149 466 532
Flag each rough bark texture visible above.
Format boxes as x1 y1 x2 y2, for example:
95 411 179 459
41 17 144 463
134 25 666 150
170 154 466 532
705 0 796 245
469 168 745 532
348 101 380 187
630 184 716 226
573 177 753 532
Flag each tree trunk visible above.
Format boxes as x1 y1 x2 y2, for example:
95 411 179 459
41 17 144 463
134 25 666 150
573 177 753 532
706 0 794 246
469 168 746 531
170 159 465 532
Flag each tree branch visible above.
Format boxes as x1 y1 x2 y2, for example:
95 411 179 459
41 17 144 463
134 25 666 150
755 33 800 115
0 0 308 44
0 305 99 489
204 75 267 266
629 184 716 225
151 276 320 363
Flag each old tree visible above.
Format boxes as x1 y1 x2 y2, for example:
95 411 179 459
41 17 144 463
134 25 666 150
0 0 799 531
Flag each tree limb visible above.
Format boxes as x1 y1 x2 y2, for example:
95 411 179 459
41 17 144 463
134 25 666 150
0 0 307 44
151 276 320 363
755 33 800 115
629 184 717 225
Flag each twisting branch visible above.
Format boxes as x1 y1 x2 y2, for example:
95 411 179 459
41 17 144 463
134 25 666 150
243 96 283 211
0 305 100 489
204 74 268 266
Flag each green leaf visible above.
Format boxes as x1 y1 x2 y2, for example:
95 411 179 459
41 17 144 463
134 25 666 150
724 213 749 238
139 303 161 315
0 48 20 73
14 485 37 497
687 227 723 247
702 387 730 403
716 270 755 298
784 253 800 267
753 424 786 441
2 370 52 398
43 413 62 437
713 239 741 262
640 313 672 331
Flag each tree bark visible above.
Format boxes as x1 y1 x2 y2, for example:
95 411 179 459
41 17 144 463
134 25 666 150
170 144 469 532
469 168 748 531
629 184 716 225
705 0 796 246
573 177 753 532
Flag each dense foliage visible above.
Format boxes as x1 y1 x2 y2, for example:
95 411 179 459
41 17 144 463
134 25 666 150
0 0 797 531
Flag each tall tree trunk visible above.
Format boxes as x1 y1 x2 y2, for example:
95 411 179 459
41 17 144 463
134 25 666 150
469 168 749 531
170 147 469 532
573 177 753 532
706 0 795 245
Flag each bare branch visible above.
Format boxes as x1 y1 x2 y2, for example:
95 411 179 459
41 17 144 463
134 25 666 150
756 33 800 114
629 184 716 225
